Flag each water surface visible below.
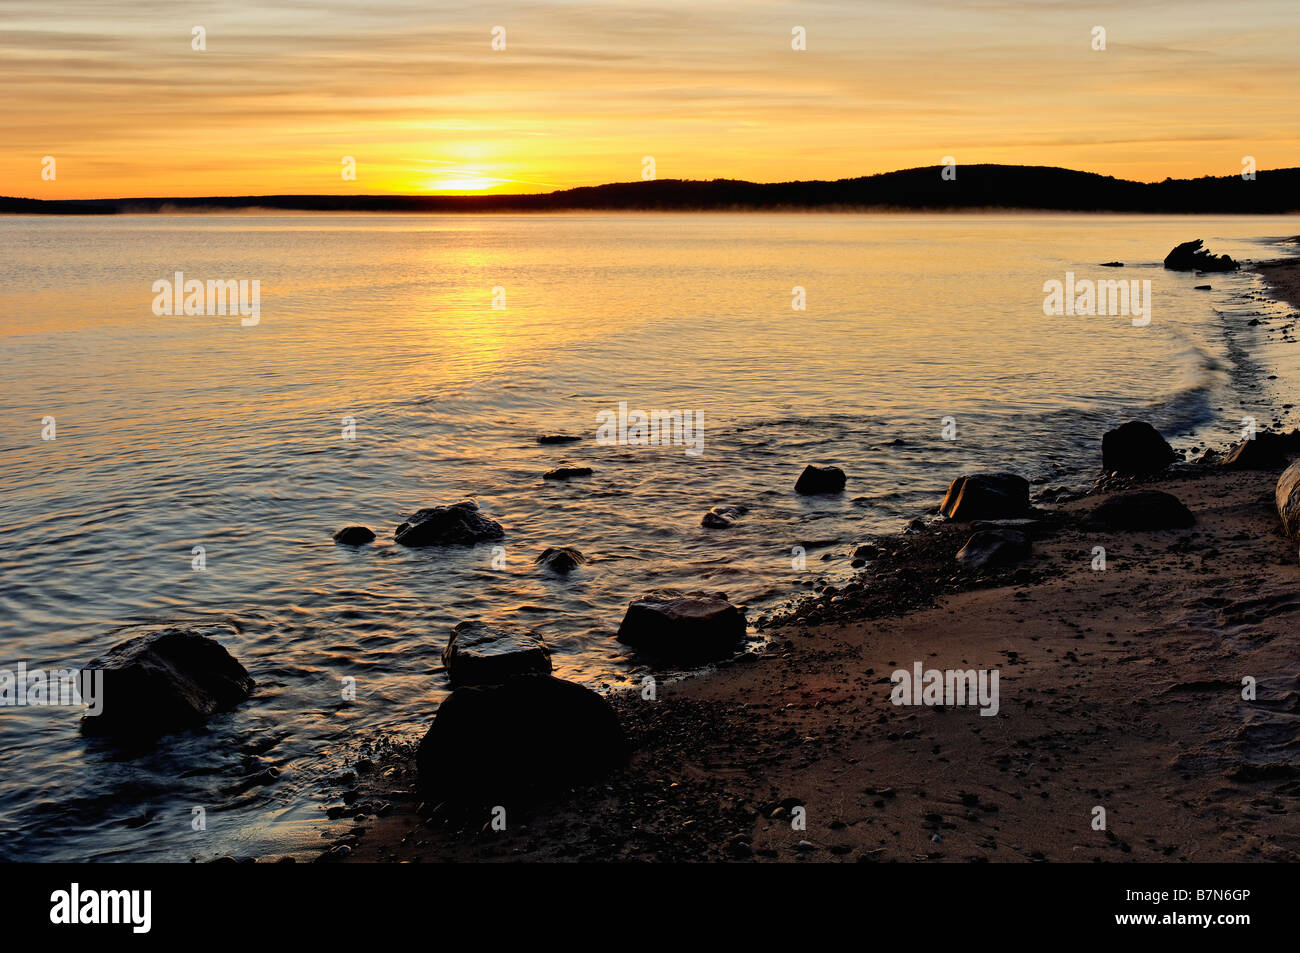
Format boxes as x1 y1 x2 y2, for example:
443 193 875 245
1 212 1297 860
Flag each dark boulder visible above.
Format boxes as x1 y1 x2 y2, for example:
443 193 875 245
416 675 625 802
701 505 747 528
332 525 375 545
1101 421 1176 475
1222 431 1295 470
537 434 581 445
394 500 504 546
1276 461 1300 539
543 466 592 480
442 621 551 687
1091 491 1195 530
956 529 1031 570
939 473 1030 521
80 624 255 739
535 546 587 573
795 464 846 495
1162 239 1238 273
616 590 746 663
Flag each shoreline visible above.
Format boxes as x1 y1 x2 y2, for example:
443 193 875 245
322 258 1300 864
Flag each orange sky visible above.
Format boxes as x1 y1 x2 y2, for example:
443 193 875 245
4 0 1298 199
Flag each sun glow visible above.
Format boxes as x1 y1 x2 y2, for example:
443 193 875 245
424 176 498 193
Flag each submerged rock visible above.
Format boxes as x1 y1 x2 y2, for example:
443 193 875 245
535 546 587 573
394 500 504 546
1276 461 1300 539
939 473 1030 521
442 621 552 687
701 505 747 528
332 525 375 545
795 464 846 495
416 675 625 801
1091 490 1195 530
1101 421 1176 475
543 466 593 480
537 434 581 445
80 624 255 739
1162 239 1238 273
616 590 746 663
956 529 1031 570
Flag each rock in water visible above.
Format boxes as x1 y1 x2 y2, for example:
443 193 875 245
537 434 581 445
543 466 593 480
1222 431 1295 470
616 590 746 662
442 621 552 687
795 464 846 495
1101 421 1176 475
535 546 587 573
416 675 625 801
1276 461 1300 539
332 525 375 545
80 624 255 739
938 473 1030 521
956 529 1031 570
1091 491 1195 530
701 505 747 528
394 500 504 546
1162 239 1238 272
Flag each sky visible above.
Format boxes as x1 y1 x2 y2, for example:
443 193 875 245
3 0 1298 198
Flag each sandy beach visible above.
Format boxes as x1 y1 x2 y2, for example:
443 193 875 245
317 259 1300 864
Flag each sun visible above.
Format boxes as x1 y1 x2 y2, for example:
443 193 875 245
423 175 498 193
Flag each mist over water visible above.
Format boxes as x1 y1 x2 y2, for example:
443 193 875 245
0 212 1296 861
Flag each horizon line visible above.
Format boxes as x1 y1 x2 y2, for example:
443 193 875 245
9 162 1299 205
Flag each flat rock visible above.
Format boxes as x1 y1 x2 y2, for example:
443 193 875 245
394 500 504 546
795 464 846 495
970 518 1052 540
1091 490 1195 530
616 589 746 663
1101 421 1176 475
537 434 581 445
939 473 1030 521
956 529 1031 570
416 675 625 802
332 525 375 545
442 621 552 687
535 546 587 573
80 624 255 739
1222 431 1296 470
543 466 592 480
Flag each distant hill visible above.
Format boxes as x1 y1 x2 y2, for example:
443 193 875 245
4 164 1298 214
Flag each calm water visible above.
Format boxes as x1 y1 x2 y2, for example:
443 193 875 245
1 213 1297 861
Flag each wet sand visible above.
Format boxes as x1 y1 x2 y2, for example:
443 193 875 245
1257 254 1300 310
327 262 1300 864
